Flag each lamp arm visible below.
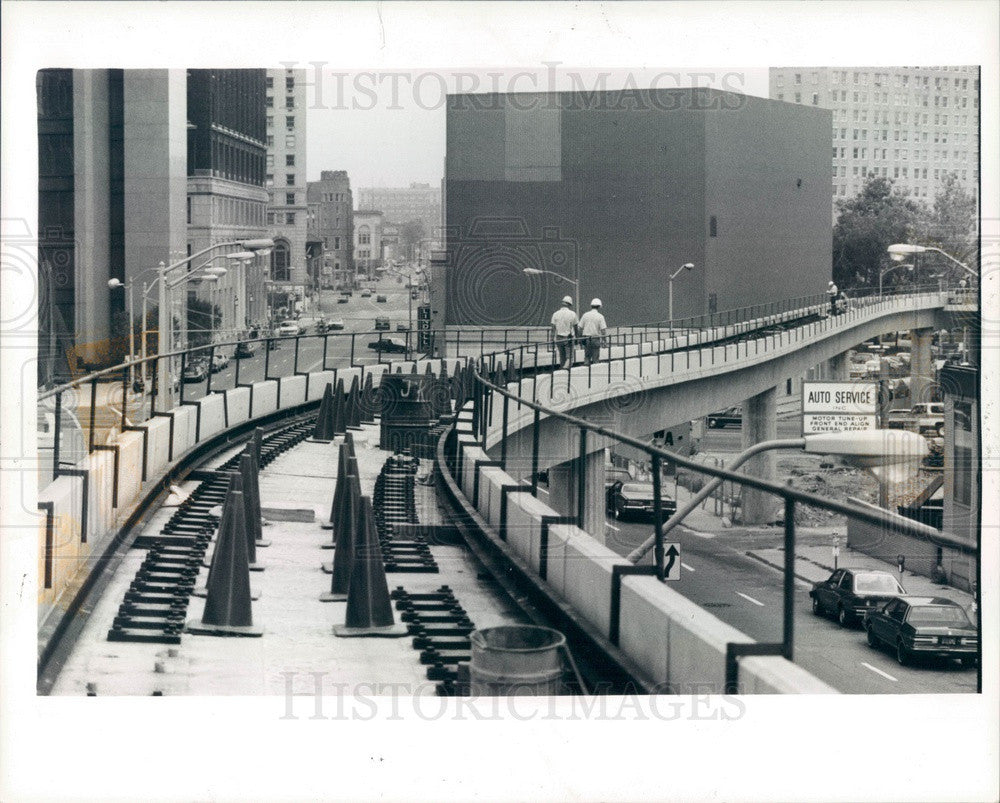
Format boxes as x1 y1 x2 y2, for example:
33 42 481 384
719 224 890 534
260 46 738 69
927 247 978 277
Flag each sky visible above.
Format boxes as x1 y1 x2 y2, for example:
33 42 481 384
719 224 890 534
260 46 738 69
305 66 770 189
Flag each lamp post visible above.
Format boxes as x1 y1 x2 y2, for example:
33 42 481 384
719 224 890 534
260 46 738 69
887 243 978 281
522 267 580 313
627 429 929 564
879 262 914 298
107 277 137 386
668 262 694 325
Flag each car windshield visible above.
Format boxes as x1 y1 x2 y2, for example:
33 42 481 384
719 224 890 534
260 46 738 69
854 574 903 594
621 483 654 499
906 605 972 627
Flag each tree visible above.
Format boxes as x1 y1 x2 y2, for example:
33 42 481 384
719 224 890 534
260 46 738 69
925 171 978 282
399 219 426 260
832 176 925 291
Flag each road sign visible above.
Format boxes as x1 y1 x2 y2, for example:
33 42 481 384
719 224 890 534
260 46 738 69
662 543 681 581
802 381 878 435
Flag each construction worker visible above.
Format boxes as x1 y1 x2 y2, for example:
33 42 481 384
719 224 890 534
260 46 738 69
579 298 608 366
827 280 839 316
550 295 579 369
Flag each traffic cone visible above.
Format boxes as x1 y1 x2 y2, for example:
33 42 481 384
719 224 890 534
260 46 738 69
252 427 264 468
320 465 358 601
186 488 263 636
411 361 418 374
309 383 336 442
320 441 348 536
334 495 407 637
360 371 377 424
239 452 269 559
195 472 261 599
333 378 347 436
346 376 362 430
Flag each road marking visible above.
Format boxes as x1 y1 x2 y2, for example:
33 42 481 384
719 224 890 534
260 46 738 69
736 592 765 607
605 522 620 532
861 662 898 682
686 530 715 539
681 562 695 572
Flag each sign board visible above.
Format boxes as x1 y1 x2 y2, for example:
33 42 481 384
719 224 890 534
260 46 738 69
802 381 878 435
662 543 682 581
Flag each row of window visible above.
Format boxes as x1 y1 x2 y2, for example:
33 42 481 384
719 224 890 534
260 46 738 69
265 115 297 131
265 96 296 109
779 70 976 90
204 195 265 226
835 128 968 146
832 174 977 196
265 173 297 186
265 134 297 149
833 144 974 164
266 211 297 225
265 76 296 91
320 192 347 202
266 154 296 167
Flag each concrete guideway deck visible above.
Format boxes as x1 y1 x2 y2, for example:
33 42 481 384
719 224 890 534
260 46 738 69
50 421 528 696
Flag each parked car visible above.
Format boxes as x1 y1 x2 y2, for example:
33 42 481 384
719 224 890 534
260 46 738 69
864 596 978 667
885 403 944 437
706 406 742 429
210 352 230 372
276 321 302 337
810 568 906 626
367 337 408 354
235 340 257 358
374 317 391 331
337 296 349 304
327 318 345 330
182 359 209 383
606 480 677 521
396 323 410 332
376 294 387 303
361 288 372 298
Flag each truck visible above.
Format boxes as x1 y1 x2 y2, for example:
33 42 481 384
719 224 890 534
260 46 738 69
885 402 944 437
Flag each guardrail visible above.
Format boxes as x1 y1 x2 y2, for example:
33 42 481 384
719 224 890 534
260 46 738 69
442 283 980 692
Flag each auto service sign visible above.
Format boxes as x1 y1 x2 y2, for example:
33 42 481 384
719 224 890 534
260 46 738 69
802 381 878 434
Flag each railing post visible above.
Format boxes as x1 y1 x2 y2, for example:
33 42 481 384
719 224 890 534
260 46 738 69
293 336 301 374
53 391 63 478
651 453 664 579
783 495 795 661
263 337 271 380
120 364 129 430
500 393 509 469
377 332 384 365
88 379 98 453
530 408 541 497
205 345 215 395
179 351 186 404
234 348 241 387
577 427 587 528
322 334 329 370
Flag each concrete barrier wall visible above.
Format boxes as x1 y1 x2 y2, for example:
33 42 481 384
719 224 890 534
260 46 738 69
250 381 278 417
847 497 975 592
307 371 336 401
453 415 837 694
145 416 171 476
279 375 308 409
226 387 251 426
197 393 227 441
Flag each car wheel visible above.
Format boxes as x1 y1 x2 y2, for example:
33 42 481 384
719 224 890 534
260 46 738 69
960 656 976 668
895 640 909 666
866 625 879 648
837 606 852 627
811 596 823 616
614 507 622 521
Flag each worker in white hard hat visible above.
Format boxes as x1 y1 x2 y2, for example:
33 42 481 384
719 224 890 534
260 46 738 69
550 295 579 369
578 298 608 366
827 280 839 316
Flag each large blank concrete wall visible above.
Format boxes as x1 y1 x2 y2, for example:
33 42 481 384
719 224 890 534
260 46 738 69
704 95 832 313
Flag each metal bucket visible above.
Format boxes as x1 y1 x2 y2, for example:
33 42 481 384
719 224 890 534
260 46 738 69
469 625 566 696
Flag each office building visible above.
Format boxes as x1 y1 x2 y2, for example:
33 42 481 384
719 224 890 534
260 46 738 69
442 87 831 326
357 183 441 243
353 210 384 276
186 69 269 338
265 68 309 311
769 67 980 220
306 170 354 288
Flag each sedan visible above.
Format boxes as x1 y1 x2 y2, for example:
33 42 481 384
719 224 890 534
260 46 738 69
210 352 230 372
337 296 349 304
367 337 408 354
606 481 677 522
234 340 257 358
182 360 209 383
810 568 906 627
361 288 372 298
327 318 345 330
276 321 301 337
376 295 387 303
864 596 978 667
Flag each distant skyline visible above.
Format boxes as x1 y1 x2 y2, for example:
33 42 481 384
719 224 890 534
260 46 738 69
304 66 770 189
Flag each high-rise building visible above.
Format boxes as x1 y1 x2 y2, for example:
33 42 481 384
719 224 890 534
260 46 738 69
264 68 309 312
306 171 354 288
186 69 269 337
443 87 831 326
768 66 980 220
36 69 188 381
353 210 384 276
356 183 441 243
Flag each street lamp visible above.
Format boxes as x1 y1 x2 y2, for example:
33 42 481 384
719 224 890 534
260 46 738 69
627 429 929 564
887 243 978 279
668 262 694 324
879 262 913 298
522 267 580 312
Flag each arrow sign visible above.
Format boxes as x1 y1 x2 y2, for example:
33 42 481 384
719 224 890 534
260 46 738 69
662 543 681 581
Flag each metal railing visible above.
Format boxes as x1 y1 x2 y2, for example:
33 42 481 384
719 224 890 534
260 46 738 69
453 283 979 691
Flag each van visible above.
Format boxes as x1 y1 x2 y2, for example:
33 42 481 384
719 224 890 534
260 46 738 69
374 317 390 331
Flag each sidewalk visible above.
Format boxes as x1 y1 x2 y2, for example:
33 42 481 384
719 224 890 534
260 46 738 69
669 478 974 608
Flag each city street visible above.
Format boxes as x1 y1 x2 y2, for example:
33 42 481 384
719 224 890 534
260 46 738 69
597 513 977 694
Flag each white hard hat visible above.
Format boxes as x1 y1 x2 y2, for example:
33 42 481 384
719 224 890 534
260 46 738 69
828 281 835 286
562 295 573 305
591 298 602 307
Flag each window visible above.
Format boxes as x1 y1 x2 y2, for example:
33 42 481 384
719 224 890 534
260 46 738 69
794 93 801 103
286 76 295 91
266 114 273 128
286 96 294 109
265 173 273 186
186 196 191 224
266 154 274 168
285 134 295 148
709 216 717 237
286 155 295 166
777 93 784 101
267 212 275 224
271 240 290 281
812 93 818 105
795 73 801 84
286 212 296 225
285 115 295 130
285 192 295 205
265 96 273 108
287 173 295 185
334 236 341 250
267 135 274 147
776 75 784 87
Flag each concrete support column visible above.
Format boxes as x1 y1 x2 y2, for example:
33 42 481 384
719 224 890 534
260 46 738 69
827 351 849 382
741 385 778 525
910 327 934 403
73 69 111 364
547 449 606 545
